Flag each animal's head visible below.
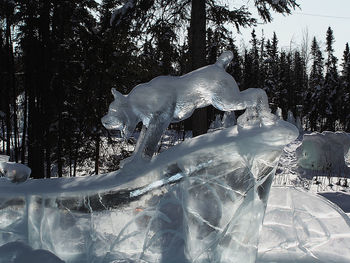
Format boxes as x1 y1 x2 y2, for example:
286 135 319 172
101 88 138 139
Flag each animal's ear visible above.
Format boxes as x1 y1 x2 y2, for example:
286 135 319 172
111 88 125 100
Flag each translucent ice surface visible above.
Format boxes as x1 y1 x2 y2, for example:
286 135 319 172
258 187 350 263
296 131 350 172
0 119 298 263
102 51 275 162
0 162 31 183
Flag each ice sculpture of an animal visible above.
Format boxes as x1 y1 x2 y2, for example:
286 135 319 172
296 131 350 172
102 51 273 162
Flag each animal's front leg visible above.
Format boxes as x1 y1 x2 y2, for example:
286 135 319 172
141 111 172 160
134 124 148 156
119 125 147 168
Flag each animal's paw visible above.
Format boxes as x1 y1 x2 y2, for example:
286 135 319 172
119 155 151 172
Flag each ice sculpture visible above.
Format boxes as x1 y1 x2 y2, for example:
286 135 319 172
0 118 298 263
258 187 350 263
0 50 300 262
0 162 31 183
0 241 64 263
101 51 275 163
296 131 350 172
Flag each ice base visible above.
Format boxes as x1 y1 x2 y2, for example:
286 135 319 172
0 121 298 262
258 187 350 263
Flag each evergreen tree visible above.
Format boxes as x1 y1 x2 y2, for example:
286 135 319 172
323 27 339 130
241 30 260 91
264 33 279 111
341 43 350 131
307 37 324 131
250 29 260 89
278 50 292 118
241 49 254 91
291 50 307 118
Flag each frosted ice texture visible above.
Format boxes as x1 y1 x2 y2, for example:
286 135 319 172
258 187 350 263
0 162 31 183
102 51 276 163
0 241 64 263
275 107 283 120
0 155 10 162
209 114 222 130
287 110 296 125
296 131 350 172
0 119 298 263
222 111 236 128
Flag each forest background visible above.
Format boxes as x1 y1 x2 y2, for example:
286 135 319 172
1 0 349 179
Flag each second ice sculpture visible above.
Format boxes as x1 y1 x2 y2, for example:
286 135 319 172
101 51 275 163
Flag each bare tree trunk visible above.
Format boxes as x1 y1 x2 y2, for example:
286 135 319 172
4 93 11 158
21 88 27 163
57 112 63 177
1 120 5 153
4 12 12 159
190 0 207 137
26 1 45 178
8 23 19 162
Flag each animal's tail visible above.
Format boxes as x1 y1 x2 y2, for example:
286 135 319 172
215 51 233 69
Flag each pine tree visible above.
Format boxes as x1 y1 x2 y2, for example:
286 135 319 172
291 50 307 118
323 27 339 130
250 29 260 89
264 33 279 111
278 50 292 118
341 43 350 131
241 49 254 91
307 37 324 131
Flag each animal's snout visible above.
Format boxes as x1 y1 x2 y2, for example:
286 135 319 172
101 114 113 128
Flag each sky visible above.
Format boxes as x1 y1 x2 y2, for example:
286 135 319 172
236 0 350 60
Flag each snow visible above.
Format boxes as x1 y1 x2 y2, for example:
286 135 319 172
296 131 350 172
